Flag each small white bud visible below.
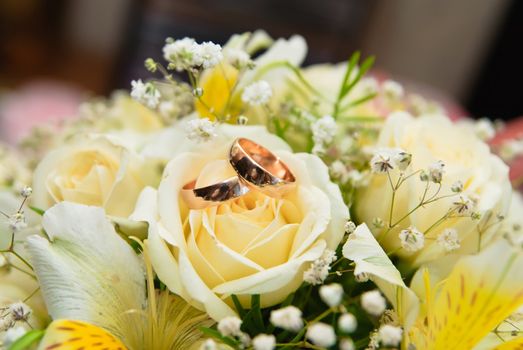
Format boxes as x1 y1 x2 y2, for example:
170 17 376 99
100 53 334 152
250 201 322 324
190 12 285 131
378 324 403 347
383 80 404 100
319 283 344 307
453 195 475 215
237 115 248 125
361 290 387 316
200 339 217 350
8 212 27 232
338 313 357 333
306 323 336 348
451 180 464 193
20 186 32 198
339 338 355 350
270 306 303 332
193 87 204 97
217 316 242 337
399 226 424 252
437 228 460 252
427 160 445 183
252 334 276 350
354 272 370 283
394 151 412 171
344 220 356 234
8 302 32 322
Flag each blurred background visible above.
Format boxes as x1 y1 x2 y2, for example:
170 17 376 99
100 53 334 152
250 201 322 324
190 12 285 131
0 0 522 128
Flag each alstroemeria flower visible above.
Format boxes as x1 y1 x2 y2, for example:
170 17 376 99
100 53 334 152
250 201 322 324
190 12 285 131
342 224 419 328
407 238 523 349
27 202 210 350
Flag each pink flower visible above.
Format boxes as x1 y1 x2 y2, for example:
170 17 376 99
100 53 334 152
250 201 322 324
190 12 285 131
0 80 85 144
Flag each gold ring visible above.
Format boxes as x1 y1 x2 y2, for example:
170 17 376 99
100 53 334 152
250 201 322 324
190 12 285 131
229 138 296 197
181 176 249 209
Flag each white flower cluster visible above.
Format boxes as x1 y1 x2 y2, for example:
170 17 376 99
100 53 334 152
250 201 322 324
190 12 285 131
185 118 217 142
311 115 337 154
399 226 425 252
130 79 161 108
241 81 272 106
303 248 337 285
370 148 412 173
163 37 223 71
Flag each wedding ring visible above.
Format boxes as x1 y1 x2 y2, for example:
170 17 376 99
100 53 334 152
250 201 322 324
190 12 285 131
229 138 296 197
181 176 249 209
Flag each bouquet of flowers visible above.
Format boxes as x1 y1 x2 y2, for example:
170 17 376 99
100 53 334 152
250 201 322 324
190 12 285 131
1 30 522 350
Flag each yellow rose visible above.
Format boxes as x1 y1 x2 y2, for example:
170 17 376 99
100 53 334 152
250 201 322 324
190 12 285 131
354 112 512 266
32 134 154 217
132 124 348 320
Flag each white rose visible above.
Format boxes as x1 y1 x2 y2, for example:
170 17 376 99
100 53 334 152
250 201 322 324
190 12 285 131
355 113 511 266
133 124 348 320
32 134 155 217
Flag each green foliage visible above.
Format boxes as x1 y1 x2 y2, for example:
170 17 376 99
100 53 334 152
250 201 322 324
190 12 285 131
8 330 45 350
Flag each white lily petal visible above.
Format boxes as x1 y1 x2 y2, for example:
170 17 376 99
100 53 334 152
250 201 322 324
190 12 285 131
343 224 419 329
26 202 146 342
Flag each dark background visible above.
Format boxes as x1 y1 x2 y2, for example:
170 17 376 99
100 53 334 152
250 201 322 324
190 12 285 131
1 0 521 120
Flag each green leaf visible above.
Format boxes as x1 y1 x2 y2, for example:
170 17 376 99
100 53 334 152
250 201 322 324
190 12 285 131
338 51 361 100
8 329 45 350
250 294 265 331
340 92 378 111
341 55 375 98
231 294 246 318
199 327 240 348
29 206 45 216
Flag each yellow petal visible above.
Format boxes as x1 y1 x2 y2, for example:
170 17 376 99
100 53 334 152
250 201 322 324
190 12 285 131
196 63 239 120
409 239 523 350
38 320 128 350
491 337 523 350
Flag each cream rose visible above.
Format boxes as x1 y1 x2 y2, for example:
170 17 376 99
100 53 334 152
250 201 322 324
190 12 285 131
354 112 512 266
132 124 348 320
32 134 155 217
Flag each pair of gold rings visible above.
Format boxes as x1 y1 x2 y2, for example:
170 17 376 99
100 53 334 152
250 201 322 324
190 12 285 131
181 138 296 209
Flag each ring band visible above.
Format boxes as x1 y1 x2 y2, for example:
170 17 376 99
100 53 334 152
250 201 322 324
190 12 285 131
181 176 249 209
229 138 296 197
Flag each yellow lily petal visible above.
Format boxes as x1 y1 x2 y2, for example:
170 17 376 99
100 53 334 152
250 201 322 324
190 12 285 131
492 337 523 350
38 320 127 350
196 63 239 120
409 239 523 350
